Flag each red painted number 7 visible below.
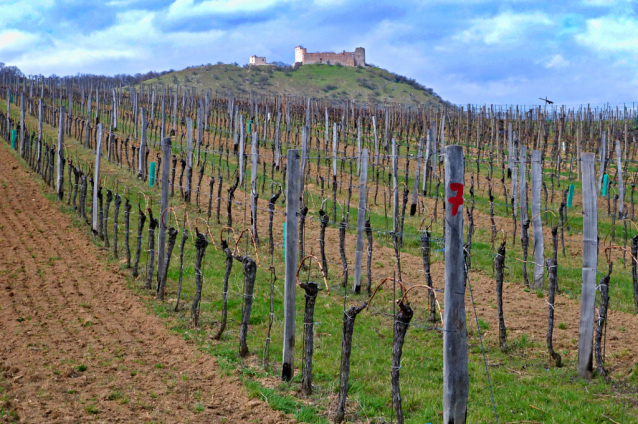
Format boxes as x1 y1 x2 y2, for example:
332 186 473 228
448 183 464 216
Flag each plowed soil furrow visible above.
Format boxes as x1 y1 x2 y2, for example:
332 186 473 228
0 149 292 423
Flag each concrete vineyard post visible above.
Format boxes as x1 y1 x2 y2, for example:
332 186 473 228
138 108 146 177
443 145 468 423
531 150 544 289
282 149 300 382
92 124 103 233
519 146 528 235
332 122 337 177
239 114 245 186
57 106 65 200
578 152 598 379
422 129 431 193
412 136 425 212
392 138 398 232
185 118 193 202
301 125 308 193
616 140 624 215
19 92 25 157
251 132 259 244
157 137 171 297
598 131 606 191
353 149 368 294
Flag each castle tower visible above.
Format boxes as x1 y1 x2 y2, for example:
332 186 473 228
354 47 365 67
295 46 307 65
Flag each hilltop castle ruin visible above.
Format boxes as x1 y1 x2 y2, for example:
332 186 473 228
294 47 365 67
249 55 268 66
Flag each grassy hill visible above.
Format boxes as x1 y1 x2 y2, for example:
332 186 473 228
143 63 446 106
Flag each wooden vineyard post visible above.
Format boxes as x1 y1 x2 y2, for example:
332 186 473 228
353 148 368 294
282 149 300 382
157 137 171 297
443 145 468 423
578 152 598 379
92 124 103 234
531 150 544 289
57 105 65 200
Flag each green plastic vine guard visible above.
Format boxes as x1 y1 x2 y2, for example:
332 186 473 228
149 162 156 187
248 120 252 134
567 184 575 207
602 174 609 196
11 130 16 149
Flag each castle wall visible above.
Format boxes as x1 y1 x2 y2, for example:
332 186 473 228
304 51 355 66
294 47 365 67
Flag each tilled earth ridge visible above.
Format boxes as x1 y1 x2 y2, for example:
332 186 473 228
0 145 293 423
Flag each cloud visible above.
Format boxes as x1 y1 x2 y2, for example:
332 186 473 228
0 0 54 27
165 0 289 20
455 11 553 45
575 16 638 54
545 54 569 68
0 31 40 53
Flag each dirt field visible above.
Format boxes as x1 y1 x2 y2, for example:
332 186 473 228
0 145 292 423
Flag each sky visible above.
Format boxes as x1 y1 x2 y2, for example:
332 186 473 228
0 0 637 106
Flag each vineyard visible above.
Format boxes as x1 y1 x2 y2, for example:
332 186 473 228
1 76 638 423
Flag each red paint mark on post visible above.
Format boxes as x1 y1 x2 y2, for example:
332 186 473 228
448 183 464 216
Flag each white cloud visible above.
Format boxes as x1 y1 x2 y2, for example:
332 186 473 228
313 0 347 6
0 30 39 53
166 0 289 20
545 54 569 68
13 9 229 75
455 11 552 45
0 0 54 27
575 16 638 54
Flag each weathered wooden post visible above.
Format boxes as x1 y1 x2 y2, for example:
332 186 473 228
578 152 598 379
92 124 103 234
157 137 171 297
353 149 368 294
57 106 66 200
443 145 468 423
531 150 544 289
282 149 300 382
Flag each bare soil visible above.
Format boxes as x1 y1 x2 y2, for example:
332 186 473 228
0 146 293 423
